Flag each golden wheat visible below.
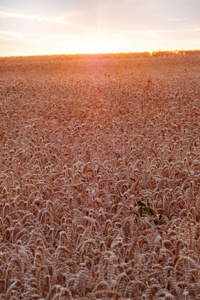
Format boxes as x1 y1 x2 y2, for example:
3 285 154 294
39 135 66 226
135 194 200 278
0 51 200 299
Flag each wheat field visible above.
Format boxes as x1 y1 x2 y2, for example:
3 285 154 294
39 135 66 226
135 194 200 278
0 51 200 299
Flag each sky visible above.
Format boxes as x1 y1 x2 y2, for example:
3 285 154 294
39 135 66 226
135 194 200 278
0 0 200 56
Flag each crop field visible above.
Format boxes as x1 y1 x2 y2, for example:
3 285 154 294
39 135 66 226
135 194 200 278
0 52 200 299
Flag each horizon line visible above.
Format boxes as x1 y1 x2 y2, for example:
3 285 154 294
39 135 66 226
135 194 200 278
1 48 200 59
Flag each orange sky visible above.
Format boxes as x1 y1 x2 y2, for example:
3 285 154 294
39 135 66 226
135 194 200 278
0 0 200 56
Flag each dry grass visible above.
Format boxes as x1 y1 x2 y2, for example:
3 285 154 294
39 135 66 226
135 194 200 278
0 51 200 299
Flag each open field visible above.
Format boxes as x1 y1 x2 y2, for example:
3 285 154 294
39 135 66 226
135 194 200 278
0 52 200 299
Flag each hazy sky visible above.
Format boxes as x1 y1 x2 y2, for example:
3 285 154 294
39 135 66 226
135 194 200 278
0 0 200 56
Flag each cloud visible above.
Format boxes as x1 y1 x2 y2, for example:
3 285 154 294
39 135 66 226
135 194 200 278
1 0 200 33
0 10 74 37
0 11 72 26
0 30 25 41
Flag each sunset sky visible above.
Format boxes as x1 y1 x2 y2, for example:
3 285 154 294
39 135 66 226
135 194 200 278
0 0 200 56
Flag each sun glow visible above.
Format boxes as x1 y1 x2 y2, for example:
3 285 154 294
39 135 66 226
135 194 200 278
72 41 120 55
60 34 159 56
62 40 162 56
0 27 198 57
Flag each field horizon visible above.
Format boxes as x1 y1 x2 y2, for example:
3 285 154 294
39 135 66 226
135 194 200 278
1 49 200 59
